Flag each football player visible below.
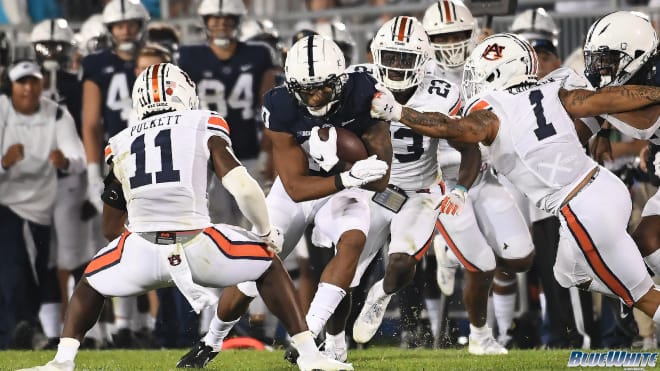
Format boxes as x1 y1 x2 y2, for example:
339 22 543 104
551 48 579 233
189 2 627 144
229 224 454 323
178 0 280 227
583 11 660 281
180 35 391 366
18 63 352 371
423 0 535 352
371 32 660 330
347 16 481 348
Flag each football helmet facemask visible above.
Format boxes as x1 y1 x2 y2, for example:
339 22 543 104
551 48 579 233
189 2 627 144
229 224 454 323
285 35 347 117
30 18 75 70
102 0 150 54
132 63 199 120
422 0 478 71
583 11 658 88
198 0 246 47
371 16 432 92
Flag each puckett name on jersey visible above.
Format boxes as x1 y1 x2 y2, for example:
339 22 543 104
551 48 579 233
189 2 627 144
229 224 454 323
567 350 658 368
130 114 182 136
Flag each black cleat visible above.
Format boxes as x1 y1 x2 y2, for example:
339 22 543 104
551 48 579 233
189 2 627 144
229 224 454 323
283 345 299 365
177 340 219 368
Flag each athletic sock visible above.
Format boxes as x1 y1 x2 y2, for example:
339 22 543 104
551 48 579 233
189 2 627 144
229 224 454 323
305 283 346 337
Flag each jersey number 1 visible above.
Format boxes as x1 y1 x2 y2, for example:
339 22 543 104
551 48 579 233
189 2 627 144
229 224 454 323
529 90 556 141
130 129 181 188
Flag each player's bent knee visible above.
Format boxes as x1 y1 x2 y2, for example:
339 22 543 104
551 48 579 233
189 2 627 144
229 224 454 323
497 251 535 273
237 281 259 298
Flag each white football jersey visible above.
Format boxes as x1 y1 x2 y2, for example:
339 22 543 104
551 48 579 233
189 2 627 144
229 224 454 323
465 79 597 214
105 109 232 232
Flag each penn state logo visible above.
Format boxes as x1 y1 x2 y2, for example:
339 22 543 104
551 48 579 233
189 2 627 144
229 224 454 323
482 44 506 61
168 254 182 266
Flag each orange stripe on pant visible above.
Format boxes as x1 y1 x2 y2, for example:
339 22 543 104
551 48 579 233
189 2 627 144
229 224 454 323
84 231 131 276
204 227 274 260
435 219 480 272
413 232 435 261
560 205 634 307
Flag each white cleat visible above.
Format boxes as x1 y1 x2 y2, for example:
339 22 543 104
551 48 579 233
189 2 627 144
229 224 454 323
16 360 75 371
433 236 458 296
469 334 509 355
321 343 348 362
297 354 353 371
352 280 392 344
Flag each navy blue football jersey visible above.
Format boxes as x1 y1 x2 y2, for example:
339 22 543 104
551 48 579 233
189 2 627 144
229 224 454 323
81 50 135 140
628 54 660 184
178 41 276 159
262 72 380 173
55 70 82 136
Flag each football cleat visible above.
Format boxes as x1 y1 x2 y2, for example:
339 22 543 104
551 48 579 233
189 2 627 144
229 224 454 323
433 236 458 296
176 340 219 368
297 354 353 371
353 280 391 344
284 344 299 364
468 333 509 355
16 360 75 371
321 341 348 362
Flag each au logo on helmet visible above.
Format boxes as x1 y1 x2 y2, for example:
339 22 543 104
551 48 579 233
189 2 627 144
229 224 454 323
482 43 505 61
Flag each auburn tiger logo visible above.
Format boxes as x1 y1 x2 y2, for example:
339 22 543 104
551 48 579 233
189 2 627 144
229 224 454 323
482 43 506 61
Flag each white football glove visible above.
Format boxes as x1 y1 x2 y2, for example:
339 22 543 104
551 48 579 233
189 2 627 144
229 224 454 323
309 126 340 172
437 186 467 216
338 155 388 189
259 226 284 254
370 83 402 122
87 163 105 213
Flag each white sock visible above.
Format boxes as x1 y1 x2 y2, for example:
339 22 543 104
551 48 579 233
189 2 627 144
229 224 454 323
305 283 346 337
203 315 240 352
54 337 80 363
290 331 319 358
325 331 346 350
644 249 660 276
469 324 492 339
424 298 441 338
493 292 516 338
114 297 135 331
39 303 62 338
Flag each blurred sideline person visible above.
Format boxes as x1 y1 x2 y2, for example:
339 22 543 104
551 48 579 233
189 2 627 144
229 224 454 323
423 0 534 352
348 16 481 348
0 60 85 349
180 35 391 365
19 63 352 371
370 32 660 331
178 0 279 228
30 18 95 349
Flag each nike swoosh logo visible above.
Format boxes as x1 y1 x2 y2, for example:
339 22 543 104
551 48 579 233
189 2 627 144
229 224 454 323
312 154 324 162
620 303 630 319
339 119 356 126
240 65 252 71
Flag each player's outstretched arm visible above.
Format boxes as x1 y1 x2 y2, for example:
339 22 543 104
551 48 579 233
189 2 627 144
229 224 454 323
399 107 499 145
560 85 660 119
360 121 392 192
209 136 270 236
450 141 482 189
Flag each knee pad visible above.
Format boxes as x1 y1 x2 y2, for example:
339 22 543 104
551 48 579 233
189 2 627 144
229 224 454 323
236 281 259 298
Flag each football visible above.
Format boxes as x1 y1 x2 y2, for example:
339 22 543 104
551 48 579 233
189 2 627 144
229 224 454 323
318 126 368 163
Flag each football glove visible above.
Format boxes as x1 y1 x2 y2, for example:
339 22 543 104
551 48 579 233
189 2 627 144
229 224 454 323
437 186 467 216
337 155 388 189
309 126 340 172
370 83 402 122
259 226 284 254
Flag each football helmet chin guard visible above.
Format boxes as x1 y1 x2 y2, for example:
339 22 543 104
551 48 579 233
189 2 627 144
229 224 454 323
198 0 246 47
462 33 539 101
422 0 479 71
371 16 431 92
285 35 347 117
132 63 199 120
583 11 658 88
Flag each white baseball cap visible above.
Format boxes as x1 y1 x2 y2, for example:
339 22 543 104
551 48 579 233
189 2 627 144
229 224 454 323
9 60 43 82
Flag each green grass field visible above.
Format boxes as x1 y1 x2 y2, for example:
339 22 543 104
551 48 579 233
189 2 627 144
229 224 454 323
2 348 585 370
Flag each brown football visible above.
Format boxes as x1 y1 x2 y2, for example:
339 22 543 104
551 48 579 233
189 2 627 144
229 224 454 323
317 126 368 163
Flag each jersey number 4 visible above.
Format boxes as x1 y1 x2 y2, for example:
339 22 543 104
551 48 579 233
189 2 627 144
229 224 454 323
129 129 181 188
529 90 556 141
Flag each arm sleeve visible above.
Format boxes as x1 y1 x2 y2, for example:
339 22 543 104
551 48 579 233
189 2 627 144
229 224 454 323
55 106 86 174
221 166 270 236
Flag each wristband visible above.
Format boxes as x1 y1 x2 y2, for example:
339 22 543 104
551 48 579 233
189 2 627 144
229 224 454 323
334 173 345 191
596 129 612 139
453 184 468 194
